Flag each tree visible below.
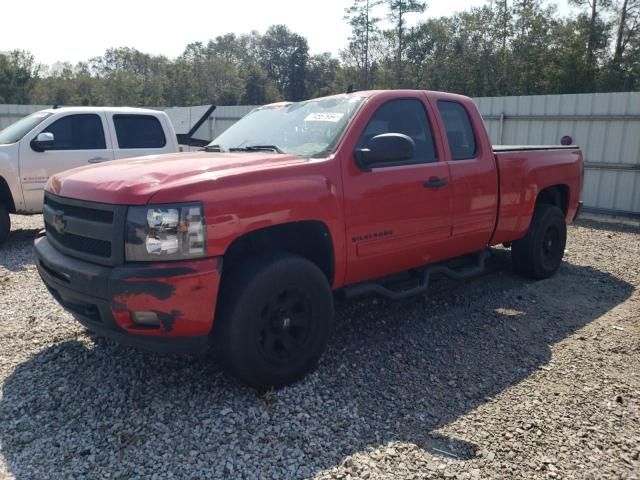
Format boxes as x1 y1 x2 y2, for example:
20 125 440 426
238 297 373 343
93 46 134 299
344 0 383 89
608 0 640 88
306 53 342 97
492 0 514 94
3 10 639 108
31 62 106 106
511 0 558 94
386 0 427 86
0 50 40 104
569 0 613 89
241 63 281 104
258 25 310 101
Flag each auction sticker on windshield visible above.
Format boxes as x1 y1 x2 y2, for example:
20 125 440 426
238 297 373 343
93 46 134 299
304 112 345 122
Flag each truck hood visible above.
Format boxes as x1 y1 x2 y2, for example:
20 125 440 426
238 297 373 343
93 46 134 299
46 151 308 205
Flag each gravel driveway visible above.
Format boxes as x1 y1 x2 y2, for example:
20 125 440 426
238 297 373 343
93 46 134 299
1 214 638 480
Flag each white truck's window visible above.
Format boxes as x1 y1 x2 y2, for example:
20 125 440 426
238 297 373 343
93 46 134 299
0 112 52 145
41 114 106 150
113 115 166 149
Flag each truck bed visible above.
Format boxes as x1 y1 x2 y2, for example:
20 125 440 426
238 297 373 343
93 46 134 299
490 145 583 246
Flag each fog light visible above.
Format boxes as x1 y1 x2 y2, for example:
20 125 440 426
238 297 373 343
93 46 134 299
132 311 160 326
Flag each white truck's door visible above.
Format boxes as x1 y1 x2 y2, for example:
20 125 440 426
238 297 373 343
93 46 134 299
19 112 114 211
106 113 177 159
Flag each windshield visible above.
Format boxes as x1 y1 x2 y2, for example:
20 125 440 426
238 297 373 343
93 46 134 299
0 112 52 145
209 96 365 158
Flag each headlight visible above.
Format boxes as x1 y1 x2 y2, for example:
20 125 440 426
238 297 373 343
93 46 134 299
125 203 207 261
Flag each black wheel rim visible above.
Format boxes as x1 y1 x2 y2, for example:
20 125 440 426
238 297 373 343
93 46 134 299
541 225 562 270
258 289 312 365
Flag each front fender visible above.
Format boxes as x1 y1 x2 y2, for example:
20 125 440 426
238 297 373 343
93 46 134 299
146 159 346 286
0 144 24 211
209 175 340 243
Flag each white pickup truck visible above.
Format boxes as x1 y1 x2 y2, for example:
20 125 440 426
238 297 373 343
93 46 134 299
0 107 179 242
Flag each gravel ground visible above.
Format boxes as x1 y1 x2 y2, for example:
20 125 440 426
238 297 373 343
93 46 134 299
0 214 638 480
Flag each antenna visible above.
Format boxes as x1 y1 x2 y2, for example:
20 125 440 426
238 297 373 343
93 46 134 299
346 84 355 94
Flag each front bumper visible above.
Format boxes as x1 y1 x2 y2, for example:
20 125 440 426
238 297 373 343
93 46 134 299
34 235 222 354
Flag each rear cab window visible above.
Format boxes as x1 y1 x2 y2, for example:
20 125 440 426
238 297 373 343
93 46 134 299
437 101 477 160
357 98 438 165
113 115 166 149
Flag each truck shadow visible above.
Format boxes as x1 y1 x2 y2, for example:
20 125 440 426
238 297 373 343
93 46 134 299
575 218 640 234
0 251 634 479
0 227 41 272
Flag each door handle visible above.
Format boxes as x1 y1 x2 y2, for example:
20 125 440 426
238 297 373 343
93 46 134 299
88 157 108 163
424 177 448 189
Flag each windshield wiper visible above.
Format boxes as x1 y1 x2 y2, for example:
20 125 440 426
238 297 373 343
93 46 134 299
203 144 222 152
229 145 285 154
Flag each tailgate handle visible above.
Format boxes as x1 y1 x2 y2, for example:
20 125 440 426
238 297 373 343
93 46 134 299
424 177 448 189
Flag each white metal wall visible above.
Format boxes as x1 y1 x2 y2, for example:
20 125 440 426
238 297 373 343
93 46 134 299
163 105 256 142
474 92 640 216
0 104 47 129
2 93 639 215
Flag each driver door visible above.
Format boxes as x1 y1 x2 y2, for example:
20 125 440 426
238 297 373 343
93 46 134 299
341 96 453 284
19 112 114 211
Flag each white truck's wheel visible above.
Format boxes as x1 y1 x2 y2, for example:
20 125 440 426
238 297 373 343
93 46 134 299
0 204 10 244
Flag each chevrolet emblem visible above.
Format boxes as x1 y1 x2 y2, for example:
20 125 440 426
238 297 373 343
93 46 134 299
51 210 66 235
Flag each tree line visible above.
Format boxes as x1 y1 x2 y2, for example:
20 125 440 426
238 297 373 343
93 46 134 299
1 0 638 107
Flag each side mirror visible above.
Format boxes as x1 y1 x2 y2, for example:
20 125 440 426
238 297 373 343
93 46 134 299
31 132 55 152
354 133 415 171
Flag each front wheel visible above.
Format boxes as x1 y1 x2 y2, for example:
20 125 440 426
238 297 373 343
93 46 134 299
511 204 567 279
0 204 10 244
213 254 334 390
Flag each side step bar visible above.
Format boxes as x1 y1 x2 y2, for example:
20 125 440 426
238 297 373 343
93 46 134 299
342 250 490 301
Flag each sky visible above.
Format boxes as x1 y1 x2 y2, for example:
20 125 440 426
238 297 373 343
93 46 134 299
2 0 573 66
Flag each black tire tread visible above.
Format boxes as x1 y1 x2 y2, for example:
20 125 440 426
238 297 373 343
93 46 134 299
512 204 567 280
213 253 333 390
0 203 10 244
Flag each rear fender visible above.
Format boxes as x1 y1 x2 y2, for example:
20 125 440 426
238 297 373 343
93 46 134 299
492 149 582 245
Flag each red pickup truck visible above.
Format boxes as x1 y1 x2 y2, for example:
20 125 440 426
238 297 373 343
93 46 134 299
34 90 583 389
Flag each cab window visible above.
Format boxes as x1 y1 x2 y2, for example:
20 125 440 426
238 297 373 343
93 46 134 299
357 99 437 164
113 115 166 149
41 114 106 150
437 101 477 160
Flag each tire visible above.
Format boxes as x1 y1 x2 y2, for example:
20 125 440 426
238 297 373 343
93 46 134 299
213 254 334 390
512 204 567 279
0 203 10 245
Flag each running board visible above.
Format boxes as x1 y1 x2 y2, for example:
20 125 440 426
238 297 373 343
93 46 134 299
342 250 490 301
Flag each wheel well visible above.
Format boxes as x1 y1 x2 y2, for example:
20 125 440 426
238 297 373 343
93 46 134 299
536 185 568 216
222 221 335 284
0 177 15 213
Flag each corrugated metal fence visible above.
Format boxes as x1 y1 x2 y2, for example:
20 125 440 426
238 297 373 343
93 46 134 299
475 92 640 217
163 105 256 142
0 104 48 129
2 93 639 216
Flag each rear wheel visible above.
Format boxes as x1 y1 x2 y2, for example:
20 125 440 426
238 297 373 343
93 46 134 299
213 254 334 390
0 203 10 244
511 204 567 279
